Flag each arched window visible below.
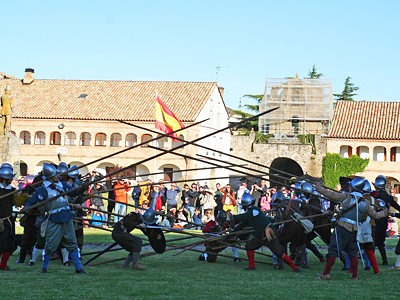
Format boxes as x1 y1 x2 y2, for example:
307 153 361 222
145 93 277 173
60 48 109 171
34 131 46 145
65 132 76 146
80 132 91 146
141 134 153 147
390 147 400 162
373 146 386 161
339 145 352 158
50 132 61 145
95 133 107 147
20 131 31 145
125 133 137 147
111 133 122 147
172 135 184 148
356 146 369 159
11 131 16 136
156 135 169 148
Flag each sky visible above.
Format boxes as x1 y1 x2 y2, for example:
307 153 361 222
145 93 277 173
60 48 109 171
2 0 399 110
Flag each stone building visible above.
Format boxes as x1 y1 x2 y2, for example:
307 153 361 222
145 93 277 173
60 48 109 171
230 131 326 187
0 69 231 185
229 76 333 187
327 101 400 192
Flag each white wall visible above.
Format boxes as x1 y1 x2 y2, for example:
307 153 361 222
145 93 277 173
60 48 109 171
340 145 350 158
374 146 386 161
358 146 369 159
195 87 231 186
395 147 400 162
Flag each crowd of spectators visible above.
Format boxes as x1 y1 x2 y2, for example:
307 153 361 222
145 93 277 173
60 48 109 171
101 176 294 230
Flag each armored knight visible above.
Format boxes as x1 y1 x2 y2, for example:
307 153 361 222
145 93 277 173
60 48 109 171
21 163 88 274
232 191 301 273
112 209 157 270
315 177 388 280
0 164 27 270
371 175 400 266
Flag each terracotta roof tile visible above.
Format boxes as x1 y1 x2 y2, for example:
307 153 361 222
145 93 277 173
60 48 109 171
328 101 400 140
0 72 19 80
0 78 217 122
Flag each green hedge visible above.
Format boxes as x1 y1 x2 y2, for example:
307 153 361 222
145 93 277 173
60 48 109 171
322 153 369 188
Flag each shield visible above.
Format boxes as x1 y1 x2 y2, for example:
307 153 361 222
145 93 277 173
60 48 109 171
146 228 166 254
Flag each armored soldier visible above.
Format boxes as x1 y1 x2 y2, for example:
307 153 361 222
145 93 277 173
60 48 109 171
315 177 388 280
64 165 86 253
200 210 241 263
358 180 381 274
112 209 156 270
0 165 26 270
232 191 301 272
371 175 400 266
21 163 88 274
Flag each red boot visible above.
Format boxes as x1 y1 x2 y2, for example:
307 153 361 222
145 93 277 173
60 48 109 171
245 250 255 270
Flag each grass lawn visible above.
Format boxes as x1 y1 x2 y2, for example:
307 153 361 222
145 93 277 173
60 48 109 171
2 228 400 300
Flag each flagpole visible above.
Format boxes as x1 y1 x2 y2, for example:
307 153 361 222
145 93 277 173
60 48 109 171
154 89 158 181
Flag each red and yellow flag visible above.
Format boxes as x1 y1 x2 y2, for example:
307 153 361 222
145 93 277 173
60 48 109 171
155 96 185 140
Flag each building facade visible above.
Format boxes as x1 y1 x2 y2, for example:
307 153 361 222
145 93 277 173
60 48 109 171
1 69 231 185
327 101 400 192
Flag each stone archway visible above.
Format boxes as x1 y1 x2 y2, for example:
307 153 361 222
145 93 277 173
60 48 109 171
387 176 400 194
269 157 304 187
157 164 182 182
136 164 151 181
69 161 89 176
20 160 28 176
34 160 56 175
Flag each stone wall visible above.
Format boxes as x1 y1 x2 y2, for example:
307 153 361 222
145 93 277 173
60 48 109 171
0 132 20 175
229 132 326 188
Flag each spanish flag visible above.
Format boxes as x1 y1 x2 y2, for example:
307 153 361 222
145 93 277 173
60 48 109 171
155 96 185 140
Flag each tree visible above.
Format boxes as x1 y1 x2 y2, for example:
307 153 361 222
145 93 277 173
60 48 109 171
334 76 359 101
242 94 263 113
231 94 263 131
107 165 135 179
307 65 323 79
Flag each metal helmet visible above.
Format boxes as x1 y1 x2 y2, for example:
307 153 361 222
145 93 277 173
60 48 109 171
1 163 13 169
241 191 254 207
293 183 302 196
350 177 365 192
373 175 387 190
142 208 156 225
67 165 80 179
42 163 58 180
273 190 286 203
301 182 313 195
362 180 372 193
0 167 16 180
376 175 386 182
216 210 227 223
57 162 69 174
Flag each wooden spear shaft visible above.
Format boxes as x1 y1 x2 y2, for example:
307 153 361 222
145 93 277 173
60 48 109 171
92 174 254 194
118 114 335 191
20 106 279 210
88 243 273 267
94 195 206 228
167 227 273 258
99 164 246 184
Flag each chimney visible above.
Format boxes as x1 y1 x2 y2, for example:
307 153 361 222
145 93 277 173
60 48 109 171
22 68 34 84
218 87 224 99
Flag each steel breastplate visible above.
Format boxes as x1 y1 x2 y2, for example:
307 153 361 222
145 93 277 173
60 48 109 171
43 186 69 212
340 193 367 224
